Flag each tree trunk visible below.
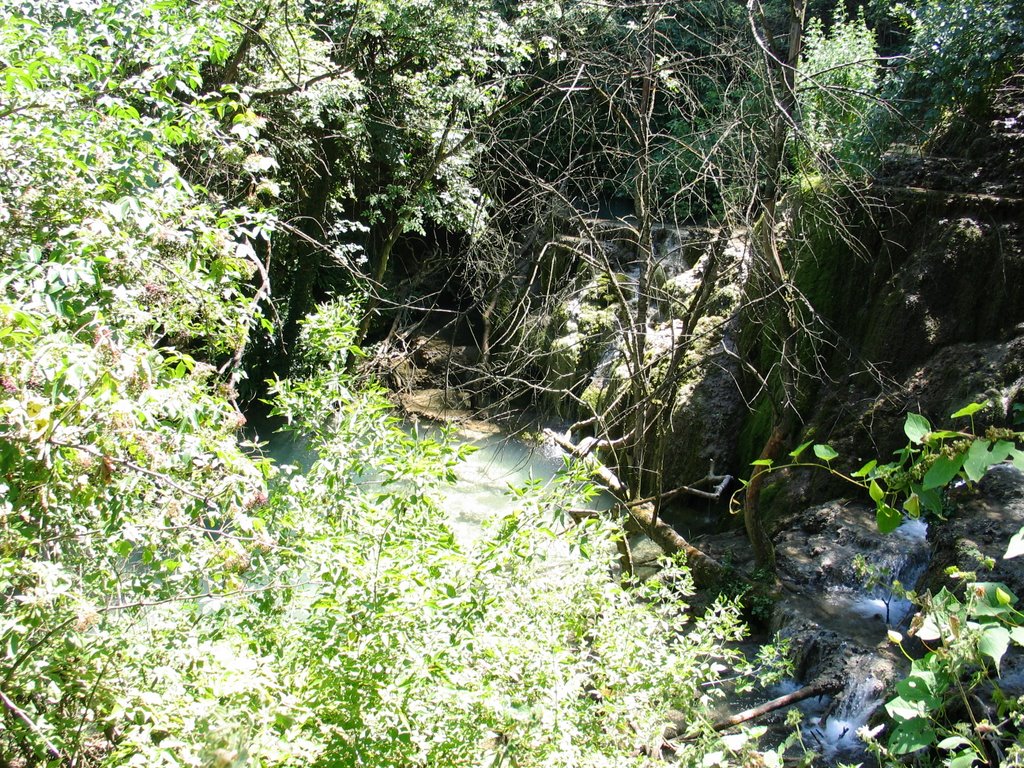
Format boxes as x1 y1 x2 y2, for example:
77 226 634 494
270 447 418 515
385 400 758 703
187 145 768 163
546 429 746 589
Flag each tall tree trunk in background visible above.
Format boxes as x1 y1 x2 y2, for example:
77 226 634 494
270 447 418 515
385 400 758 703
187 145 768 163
625 6 658 501
742 0 807 571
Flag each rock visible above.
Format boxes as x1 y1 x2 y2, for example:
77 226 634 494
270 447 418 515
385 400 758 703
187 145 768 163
925 464 1024 597
396 388 501 437
411 335 479 375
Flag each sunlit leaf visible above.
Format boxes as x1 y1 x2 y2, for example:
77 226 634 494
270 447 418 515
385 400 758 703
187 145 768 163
949 750 982 768
1006 528 1024 559
936 736 973 750
813 444 839 462
979 625 1010 671
904 413 931 444
903 493 921 518
869 479 885 503
950 402 987 418
962 439 993 482
877 503 902 533
887 717 936 754
789 440 813 460
852 459 877 478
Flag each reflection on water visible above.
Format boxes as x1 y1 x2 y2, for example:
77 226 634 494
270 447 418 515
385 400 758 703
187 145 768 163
256 418 612 542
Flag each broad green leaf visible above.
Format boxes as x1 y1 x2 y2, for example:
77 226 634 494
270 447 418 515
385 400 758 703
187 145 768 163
885 696 926 721
970 583 1019 616
896 670 938 703
1012 448 1024 472
922 454 965 490
887 717 936 754
949 750 982 768
751 458 774 467
1006 527 1024 559
1009 626 1024 646
979 625 1010 671
917 485 944 515
992 440 1016 463
962 439 993 482
903 493 921 518
789 440 813 460
877 504 902 533
904 413 932 444
869 479 885 503
813 444 839 462
936 736 973 750
951 402 987 419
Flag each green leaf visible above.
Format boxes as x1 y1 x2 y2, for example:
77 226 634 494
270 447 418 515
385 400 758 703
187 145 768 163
949 750 982 768
888 717 936 754
904 413 932 444
852 459 877 478
877 503 902 533
751 458 774 467
936 736 973 750
1009 626 1024 646
869 479 885 503
962 439 993 482
1012 448 1024 472
903 493 921 518
813 444 839 462
789 440 813 460
923 454 965 490
951 402 988 419
896 669 939 704
970 583 1019 616
1006 527 1024 559
917 485 944 515
979 625 1010 671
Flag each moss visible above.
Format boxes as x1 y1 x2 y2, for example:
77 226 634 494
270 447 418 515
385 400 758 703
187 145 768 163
737 398 774 469
581 380 608 414
545 333 582 417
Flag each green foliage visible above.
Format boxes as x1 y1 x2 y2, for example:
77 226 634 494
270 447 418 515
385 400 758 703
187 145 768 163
888 0 1024 127
0 6 784 764
798 5 879 174
863 583 1024 764
740 401 1024 542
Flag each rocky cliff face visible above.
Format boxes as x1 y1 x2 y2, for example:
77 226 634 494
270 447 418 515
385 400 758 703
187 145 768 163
752 82 1024 523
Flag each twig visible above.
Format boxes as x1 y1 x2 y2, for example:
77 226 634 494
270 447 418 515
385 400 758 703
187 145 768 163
46 439 219 512
99 580 323 613
0 687 62 760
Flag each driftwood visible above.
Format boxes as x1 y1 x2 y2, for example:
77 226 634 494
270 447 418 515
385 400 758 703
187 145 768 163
545 429 747 588
711 680 836 732
627 461 732 506
545 428 628 495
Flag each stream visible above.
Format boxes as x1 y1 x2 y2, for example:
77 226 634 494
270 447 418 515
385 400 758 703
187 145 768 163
258 418 931 765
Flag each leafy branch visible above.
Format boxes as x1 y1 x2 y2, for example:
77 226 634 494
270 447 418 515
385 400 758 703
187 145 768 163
735 400 1024 546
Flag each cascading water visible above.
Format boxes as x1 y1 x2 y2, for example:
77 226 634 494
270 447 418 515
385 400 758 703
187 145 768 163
766 504 933 763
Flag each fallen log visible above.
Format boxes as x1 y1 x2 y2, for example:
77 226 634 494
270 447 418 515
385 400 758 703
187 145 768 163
545 429 747 588
624 501 743 588
544 428 627 495
711 680 837 732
